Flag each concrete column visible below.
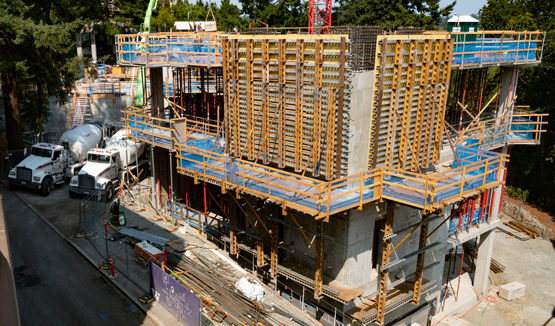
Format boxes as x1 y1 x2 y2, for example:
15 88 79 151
150 146 157 210
496 66 519 135
91 31 97 62
150 68 166 116
473 229 495 294
76 32 84 75
169 151 174 203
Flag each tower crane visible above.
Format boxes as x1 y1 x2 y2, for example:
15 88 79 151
308 0 332 34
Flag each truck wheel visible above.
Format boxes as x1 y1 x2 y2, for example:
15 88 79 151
105 183 114 202
40 178 52 197
69 189 78 199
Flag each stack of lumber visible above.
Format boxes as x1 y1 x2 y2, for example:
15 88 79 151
504 221 539 239
497 223 530 241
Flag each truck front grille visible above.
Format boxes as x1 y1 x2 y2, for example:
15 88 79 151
17 167 32 182
79 174 95 189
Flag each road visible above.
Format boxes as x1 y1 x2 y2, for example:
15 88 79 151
1 182 155 326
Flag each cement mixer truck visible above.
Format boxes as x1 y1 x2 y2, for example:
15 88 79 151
69 129 146 201
8 122 111 196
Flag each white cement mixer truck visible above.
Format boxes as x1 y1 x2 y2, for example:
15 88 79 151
8 123 111 196
69 129 146 201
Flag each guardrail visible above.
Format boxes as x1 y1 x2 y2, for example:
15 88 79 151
116 32 223 67
456 112 548 149
124 108 174 149
450 30 545 68
174 138 506 218
123 108 513 219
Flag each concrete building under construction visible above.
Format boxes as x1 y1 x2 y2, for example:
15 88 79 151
109 25 547 325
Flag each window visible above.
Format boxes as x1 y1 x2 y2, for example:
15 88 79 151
31 147 52 158
452 27 462 32
53 151 61 160
469 27 475 32
88 153 110 163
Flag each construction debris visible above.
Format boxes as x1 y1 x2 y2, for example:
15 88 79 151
235 277 266 302
166 251 276 325
497 223 531 241
504 221 539 239
119 227 169 246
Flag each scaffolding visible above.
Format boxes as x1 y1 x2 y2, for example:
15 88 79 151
114 27 548 325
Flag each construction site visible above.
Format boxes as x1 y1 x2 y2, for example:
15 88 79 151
1 1 553 326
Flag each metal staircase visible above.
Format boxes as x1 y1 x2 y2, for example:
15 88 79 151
70 96 89 128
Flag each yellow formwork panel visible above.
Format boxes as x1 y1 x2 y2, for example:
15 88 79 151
223 34 349 180
368 34 453 171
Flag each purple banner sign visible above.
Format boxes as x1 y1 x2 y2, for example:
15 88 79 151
150 262 200 326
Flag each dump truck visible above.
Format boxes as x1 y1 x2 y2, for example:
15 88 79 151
69 129 145 201
8 123 110 196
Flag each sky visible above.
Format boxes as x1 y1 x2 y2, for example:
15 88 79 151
439 0 488 15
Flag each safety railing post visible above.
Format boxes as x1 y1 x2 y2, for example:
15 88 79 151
482 160 489 188
459 166 466 198
540 32 546 62
480 31 485 67
461 33 466 67
327 185 332 217
515 32 521 63
359 174 363 210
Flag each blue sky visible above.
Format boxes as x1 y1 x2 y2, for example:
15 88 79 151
440 0 488 15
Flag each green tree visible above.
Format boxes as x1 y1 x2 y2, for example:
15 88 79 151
1 0 94 148
480 0 555 212
239 0 308 28
334 0 455 30
479 0 537 30
214 0 247 32
152 6 177 31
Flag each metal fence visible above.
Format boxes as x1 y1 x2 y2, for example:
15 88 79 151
76 189 151 291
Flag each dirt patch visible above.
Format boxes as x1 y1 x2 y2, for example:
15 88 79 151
460 235 555 326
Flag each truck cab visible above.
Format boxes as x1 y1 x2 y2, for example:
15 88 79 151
69 148 121 201
8 143 68 196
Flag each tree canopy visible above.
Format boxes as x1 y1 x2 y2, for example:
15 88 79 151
1 0 96 148
334 0 455 30
479 0 555 212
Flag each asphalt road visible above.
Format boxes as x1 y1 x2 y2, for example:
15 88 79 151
1 182 155 326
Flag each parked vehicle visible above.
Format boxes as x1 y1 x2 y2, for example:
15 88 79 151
8 123 111 196
69 129 146 201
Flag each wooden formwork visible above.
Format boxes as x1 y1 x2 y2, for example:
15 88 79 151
223 34 349 180
368 34 453 171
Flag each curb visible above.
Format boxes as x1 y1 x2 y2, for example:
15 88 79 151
1 179 165 326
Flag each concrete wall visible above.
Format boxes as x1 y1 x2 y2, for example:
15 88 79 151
281 200 448 308
346 70 375 176
501 197 555 239
44 94 133 139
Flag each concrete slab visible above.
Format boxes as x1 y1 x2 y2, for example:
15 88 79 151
447 219 501 248
498 281 526 301
435 316 475 326
433 273 478 320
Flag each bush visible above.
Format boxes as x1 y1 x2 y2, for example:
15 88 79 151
506 186 530 202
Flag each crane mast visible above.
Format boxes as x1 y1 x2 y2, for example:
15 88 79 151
308 0 332 34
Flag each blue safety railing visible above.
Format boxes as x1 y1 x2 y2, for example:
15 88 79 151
451 31 545 68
